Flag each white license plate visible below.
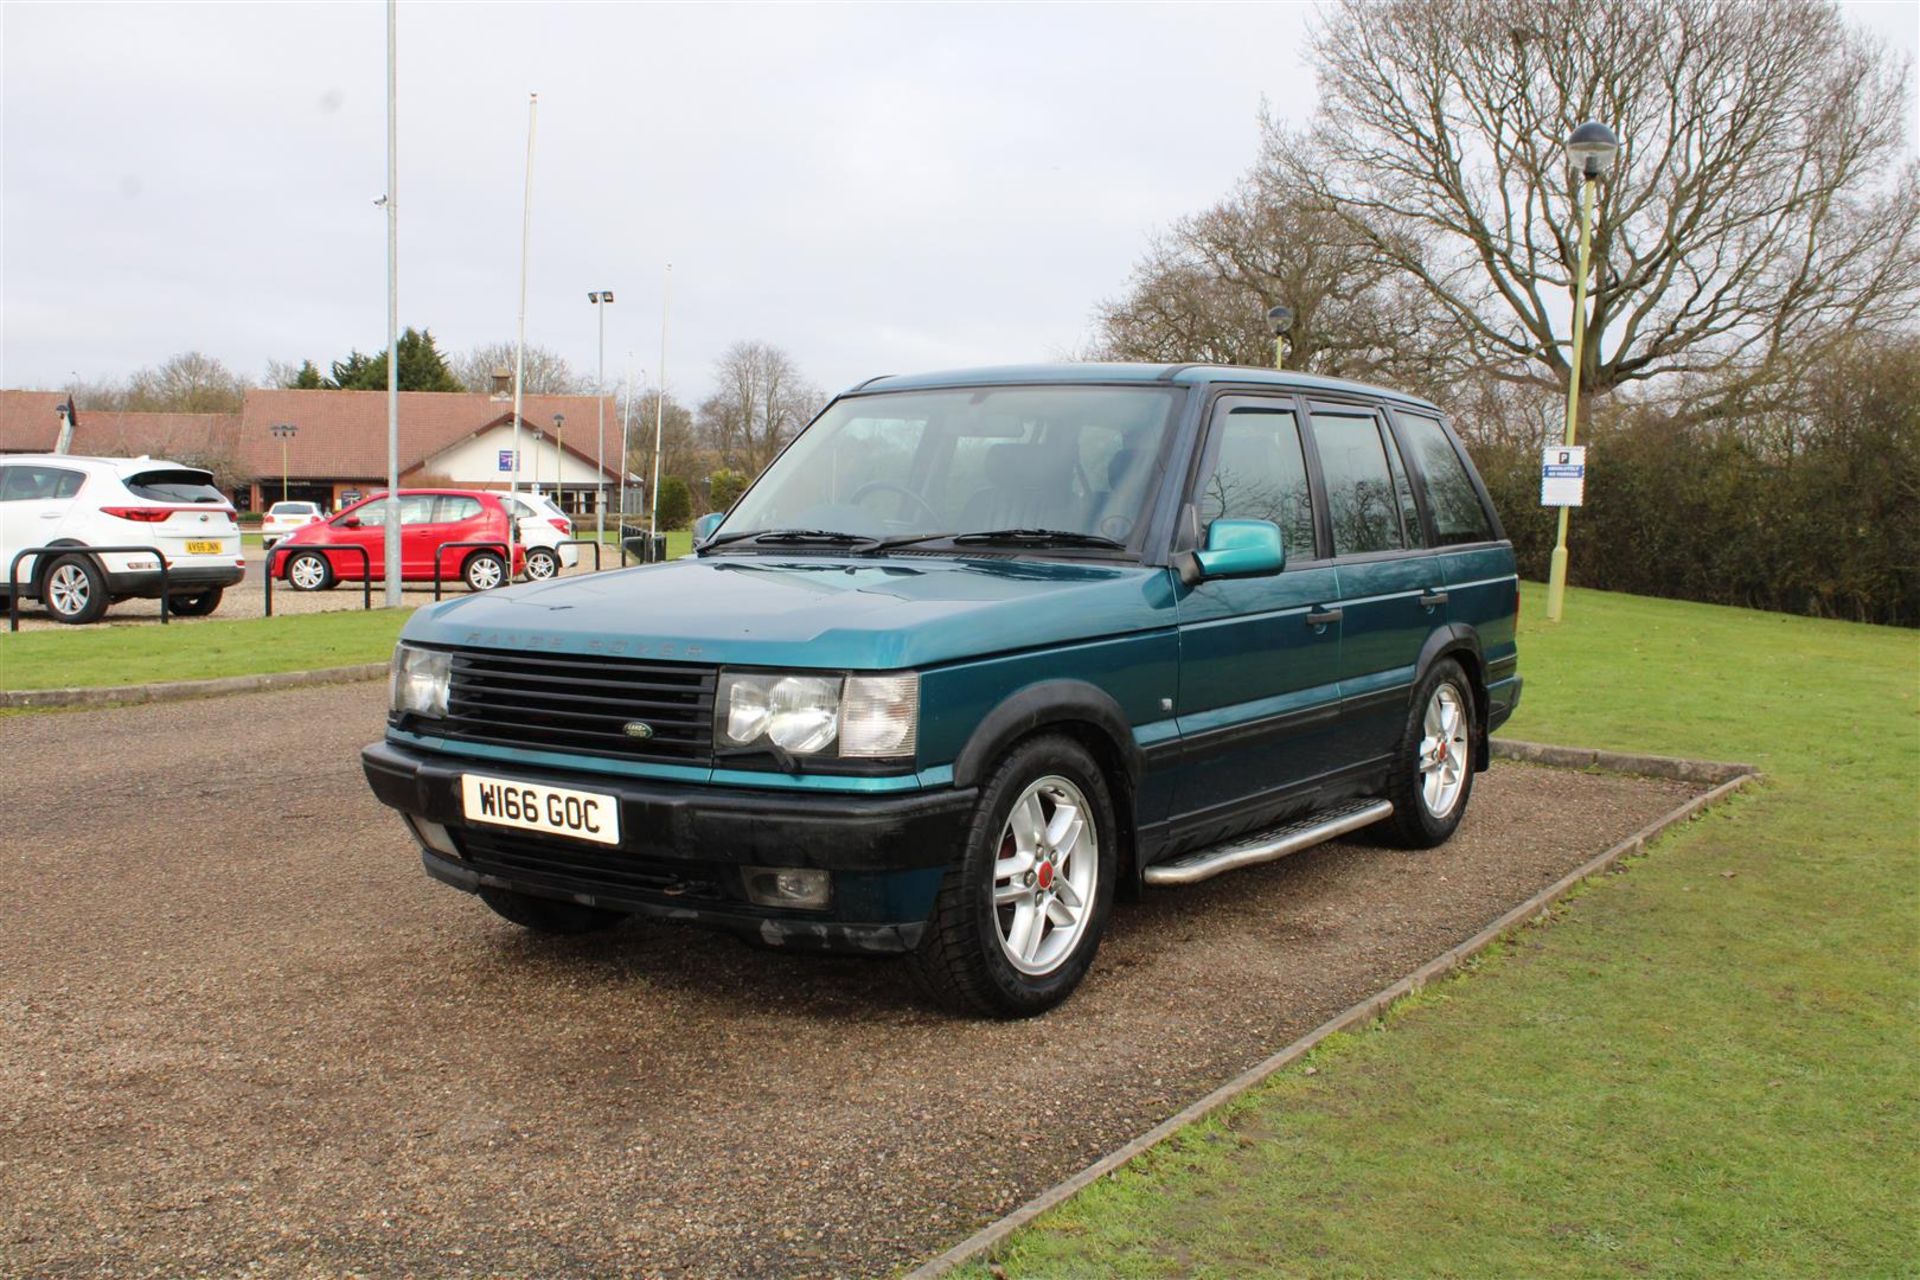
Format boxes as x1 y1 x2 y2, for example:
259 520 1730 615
461 774 620 845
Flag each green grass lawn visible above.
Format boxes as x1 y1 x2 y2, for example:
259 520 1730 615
960 583 1919 1278
0 608 411 690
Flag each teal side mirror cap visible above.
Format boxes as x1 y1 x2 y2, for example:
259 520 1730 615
1193 519 1285 580
693 512 725 543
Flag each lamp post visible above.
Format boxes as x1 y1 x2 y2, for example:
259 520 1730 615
1266 305 1293 370
552 413 565 509
588 291 614 542
270 422 298 503
1545 120 1620 623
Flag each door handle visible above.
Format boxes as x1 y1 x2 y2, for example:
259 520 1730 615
1419 589 1449 609
1306 607 1343 628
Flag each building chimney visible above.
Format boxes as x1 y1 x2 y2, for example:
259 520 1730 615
490 367 512 400
53 400 75 455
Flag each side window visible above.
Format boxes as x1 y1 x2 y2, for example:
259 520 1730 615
1397 414 1495 545
1311 409 1405 557
435 496 482 523
1380 422 1428 549
1194 403 1316 560
398 495 440 525
1 465 84 501
346 503 385 528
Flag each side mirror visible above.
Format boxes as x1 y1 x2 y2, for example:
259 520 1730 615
693 512 725 543
342 516 363 529
1192 519 1285 581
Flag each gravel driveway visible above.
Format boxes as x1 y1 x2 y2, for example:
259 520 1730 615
0 684 1701 1277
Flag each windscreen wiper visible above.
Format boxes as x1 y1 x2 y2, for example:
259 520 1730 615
700 528 879 553
947 528 1127 550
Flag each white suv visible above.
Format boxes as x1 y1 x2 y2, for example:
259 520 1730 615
506 490 579 580
0 455 244 624
260 499 325 548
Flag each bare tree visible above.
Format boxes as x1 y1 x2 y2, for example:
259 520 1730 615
697 341 823 475
1092 132 1453 387
454 342 587 395
625 389 699 499
72 352 248 413
1296 0 1920 416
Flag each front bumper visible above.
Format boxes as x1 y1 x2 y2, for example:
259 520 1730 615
361 739 975 952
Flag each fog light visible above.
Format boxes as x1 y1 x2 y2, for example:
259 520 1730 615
743 866 831 910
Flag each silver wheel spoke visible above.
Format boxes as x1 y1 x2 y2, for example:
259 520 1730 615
991 774 1100 978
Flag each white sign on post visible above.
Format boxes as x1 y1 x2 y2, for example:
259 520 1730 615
1541 445 1587 507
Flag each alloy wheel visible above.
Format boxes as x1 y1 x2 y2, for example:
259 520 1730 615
991 775 1099 976
47 563 90 616
1419 684 1470 818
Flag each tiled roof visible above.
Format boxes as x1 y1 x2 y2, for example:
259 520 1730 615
0 391 237 458
0 388 618 479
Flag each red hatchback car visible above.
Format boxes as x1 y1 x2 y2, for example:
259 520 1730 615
272 489 527 593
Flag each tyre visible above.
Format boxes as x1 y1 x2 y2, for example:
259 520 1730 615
525 547 560 580
285 550 335 592
1383 657 1477 848
477 885 625 935
463 550 507 592
41 553 109 625
169 587 224 617
909 733 1117 1018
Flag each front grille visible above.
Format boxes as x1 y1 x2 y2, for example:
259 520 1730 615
458 828 730 904
438 648 716 764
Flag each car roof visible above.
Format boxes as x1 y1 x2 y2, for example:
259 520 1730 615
0 453 201 474
840 362 1443 413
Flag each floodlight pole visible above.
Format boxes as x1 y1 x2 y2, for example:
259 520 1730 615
382 0 401 605
510 92 539 575
271 423 298 503
651 263 670 539
590 291 613 543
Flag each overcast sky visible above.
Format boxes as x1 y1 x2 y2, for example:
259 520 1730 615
4 1 1916 408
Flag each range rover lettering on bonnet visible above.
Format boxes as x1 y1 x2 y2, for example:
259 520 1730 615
366 362 1522 1018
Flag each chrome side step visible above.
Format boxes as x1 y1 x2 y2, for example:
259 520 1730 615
1142 799 1395 887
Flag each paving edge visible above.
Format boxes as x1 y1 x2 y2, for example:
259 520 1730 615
904 753 1761 1279
0 662 388 709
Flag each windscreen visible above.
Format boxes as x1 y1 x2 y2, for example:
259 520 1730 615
126 469 224 504
719 385 1179 548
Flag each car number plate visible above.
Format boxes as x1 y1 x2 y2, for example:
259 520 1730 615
461 774 620 845
184 540 224 554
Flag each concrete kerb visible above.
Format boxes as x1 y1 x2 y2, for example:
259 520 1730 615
904 743 1760 1279
0 662 388 710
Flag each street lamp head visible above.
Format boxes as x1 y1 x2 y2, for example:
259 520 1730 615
1266 304 1294 336
553 413 565 428
1566 121 1620 180
589 290 616 304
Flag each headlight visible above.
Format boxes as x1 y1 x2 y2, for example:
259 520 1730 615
716 670 918 760
390 644 450 718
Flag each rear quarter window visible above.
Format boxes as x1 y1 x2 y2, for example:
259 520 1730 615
125 469 224 504
1396 414 1495 545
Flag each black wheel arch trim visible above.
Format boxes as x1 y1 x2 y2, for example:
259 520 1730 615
950 680 1145 791
1415 623 1491 769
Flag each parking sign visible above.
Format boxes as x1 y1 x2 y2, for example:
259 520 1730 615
1541 445 1586 507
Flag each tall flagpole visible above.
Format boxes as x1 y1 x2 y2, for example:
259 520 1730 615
382 0 401 604
650 263 670 541
510 92 538 575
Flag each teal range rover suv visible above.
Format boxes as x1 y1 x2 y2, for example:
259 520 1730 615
363 363 1520 1016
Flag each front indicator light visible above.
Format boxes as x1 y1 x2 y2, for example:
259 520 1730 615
841 674 919 758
